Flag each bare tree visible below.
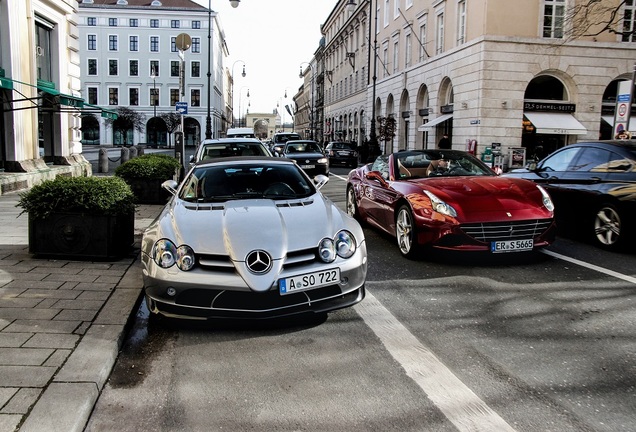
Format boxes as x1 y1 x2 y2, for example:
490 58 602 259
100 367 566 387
159 112 181 148
565 0 631 41
105 107 146 146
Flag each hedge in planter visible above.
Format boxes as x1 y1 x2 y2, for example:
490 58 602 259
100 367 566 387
115 153 181 204
16 176 136 260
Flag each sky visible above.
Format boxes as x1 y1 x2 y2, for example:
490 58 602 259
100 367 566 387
193 0 337 119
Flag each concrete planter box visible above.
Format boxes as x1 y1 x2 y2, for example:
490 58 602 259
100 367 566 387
28 212 135 259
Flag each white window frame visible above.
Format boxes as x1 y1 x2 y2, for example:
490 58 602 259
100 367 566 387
456 0 466 45
405 32 412 67
435 12 445 55
542 0 565 39
622 0 636 42
418 17 427 61
393 39 399 74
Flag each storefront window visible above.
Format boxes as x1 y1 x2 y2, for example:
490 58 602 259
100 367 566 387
35 22 52 81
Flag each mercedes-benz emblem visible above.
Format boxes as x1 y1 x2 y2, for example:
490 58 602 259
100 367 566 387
245 250 272 274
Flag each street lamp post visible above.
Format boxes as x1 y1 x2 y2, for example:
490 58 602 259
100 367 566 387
150 68 157 146
206 0 242 140
346 0 378 160
231 60 246 127
299 62 314 140
238 87 249 127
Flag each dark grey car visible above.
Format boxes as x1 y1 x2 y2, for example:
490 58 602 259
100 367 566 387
503 140 636 251
325 141 358 168
281 140 330 177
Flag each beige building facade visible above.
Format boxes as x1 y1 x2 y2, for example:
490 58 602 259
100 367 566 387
321 0 636 167
0 0 91 194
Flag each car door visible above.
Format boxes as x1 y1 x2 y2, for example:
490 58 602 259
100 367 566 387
552 146 612 222
359 156 397 231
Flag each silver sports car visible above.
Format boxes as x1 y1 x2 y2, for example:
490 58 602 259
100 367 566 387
141 156 367 320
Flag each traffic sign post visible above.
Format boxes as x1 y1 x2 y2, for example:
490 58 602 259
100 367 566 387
175 33 191 178
176 102 188 115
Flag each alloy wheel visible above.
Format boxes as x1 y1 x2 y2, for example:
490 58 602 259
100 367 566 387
396 206 416 257
594 205 622 249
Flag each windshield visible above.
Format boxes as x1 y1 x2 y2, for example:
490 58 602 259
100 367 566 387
285 142 322 153
199 143 269 159
273 134 302 143
179 163 315 202
394 151 495 179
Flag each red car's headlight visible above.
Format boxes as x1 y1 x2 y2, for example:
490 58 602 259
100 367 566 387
536 185 554 212
423 190 457 217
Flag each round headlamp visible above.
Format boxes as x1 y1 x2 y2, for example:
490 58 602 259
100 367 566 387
318 238 336 263
335 230 356 258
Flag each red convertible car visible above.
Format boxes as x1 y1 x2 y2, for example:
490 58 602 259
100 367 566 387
346 150 557 258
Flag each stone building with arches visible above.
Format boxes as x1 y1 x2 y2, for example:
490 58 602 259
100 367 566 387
320 0 636 168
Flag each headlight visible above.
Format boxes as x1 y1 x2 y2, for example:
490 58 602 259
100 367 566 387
335 230 356 258
318 238 336 263
152 239 196 271
318 157 328 164
318 230 357 263
537 185 554 212
423 190 457 217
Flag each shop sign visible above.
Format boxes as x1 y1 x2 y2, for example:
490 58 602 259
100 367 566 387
524 102 575 112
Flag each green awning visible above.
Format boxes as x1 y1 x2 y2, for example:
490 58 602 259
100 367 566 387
37 79 84 108
0 68 13 90
83 103 118 120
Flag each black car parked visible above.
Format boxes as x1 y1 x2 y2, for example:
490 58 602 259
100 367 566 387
325 141 358 168
281 140 329 177
503 140 636 251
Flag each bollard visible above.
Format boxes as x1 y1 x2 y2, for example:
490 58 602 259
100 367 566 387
121 147 130 164
137 145 145 156
98 148 109 173
129 146 138 158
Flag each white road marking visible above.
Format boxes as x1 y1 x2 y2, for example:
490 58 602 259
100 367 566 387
541 249 636 285
329 172 349 182
355 290 517 432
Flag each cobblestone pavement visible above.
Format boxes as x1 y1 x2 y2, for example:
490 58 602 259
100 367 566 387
0 190 164 432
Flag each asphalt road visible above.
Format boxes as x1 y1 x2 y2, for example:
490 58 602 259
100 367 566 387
85 165 636 432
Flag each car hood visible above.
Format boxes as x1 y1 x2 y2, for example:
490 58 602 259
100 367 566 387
412 176 552 221
143 195 363 292
147 193 361 258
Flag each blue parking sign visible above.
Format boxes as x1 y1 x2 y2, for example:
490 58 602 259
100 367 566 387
175 102 188 114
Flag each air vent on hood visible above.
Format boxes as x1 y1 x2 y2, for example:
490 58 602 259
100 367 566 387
184 203 225 211
276 199 314 208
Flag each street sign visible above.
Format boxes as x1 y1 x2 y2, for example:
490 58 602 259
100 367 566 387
176 102 188 114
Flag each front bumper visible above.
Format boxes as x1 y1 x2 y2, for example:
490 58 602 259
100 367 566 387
142 243 367 320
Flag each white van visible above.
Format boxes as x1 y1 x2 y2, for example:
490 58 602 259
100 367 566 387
226 127 256 138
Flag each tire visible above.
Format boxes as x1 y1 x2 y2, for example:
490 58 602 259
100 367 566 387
593 204 625 251
396 205 419 258
346 185 361 221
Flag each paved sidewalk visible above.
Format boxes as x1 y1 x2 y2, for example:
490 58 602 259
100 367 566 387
0 192 164 432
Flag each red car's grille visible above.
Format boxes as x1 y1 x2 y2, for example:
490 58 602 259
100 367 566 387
460 219 553 242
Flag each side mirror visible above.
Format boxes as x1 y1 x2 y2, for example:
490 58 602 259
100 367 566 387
161 180 178 195
314 174 329 189
527 161 538 171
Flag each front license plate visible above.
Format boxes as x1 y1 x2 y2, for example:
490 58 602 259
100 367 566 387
491 239 533 253
279 268 340 295
300 164 315 169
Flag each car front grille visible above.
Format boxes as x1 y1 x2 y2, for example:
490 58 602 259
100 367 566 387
196 246 319 272
460 219 553 242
